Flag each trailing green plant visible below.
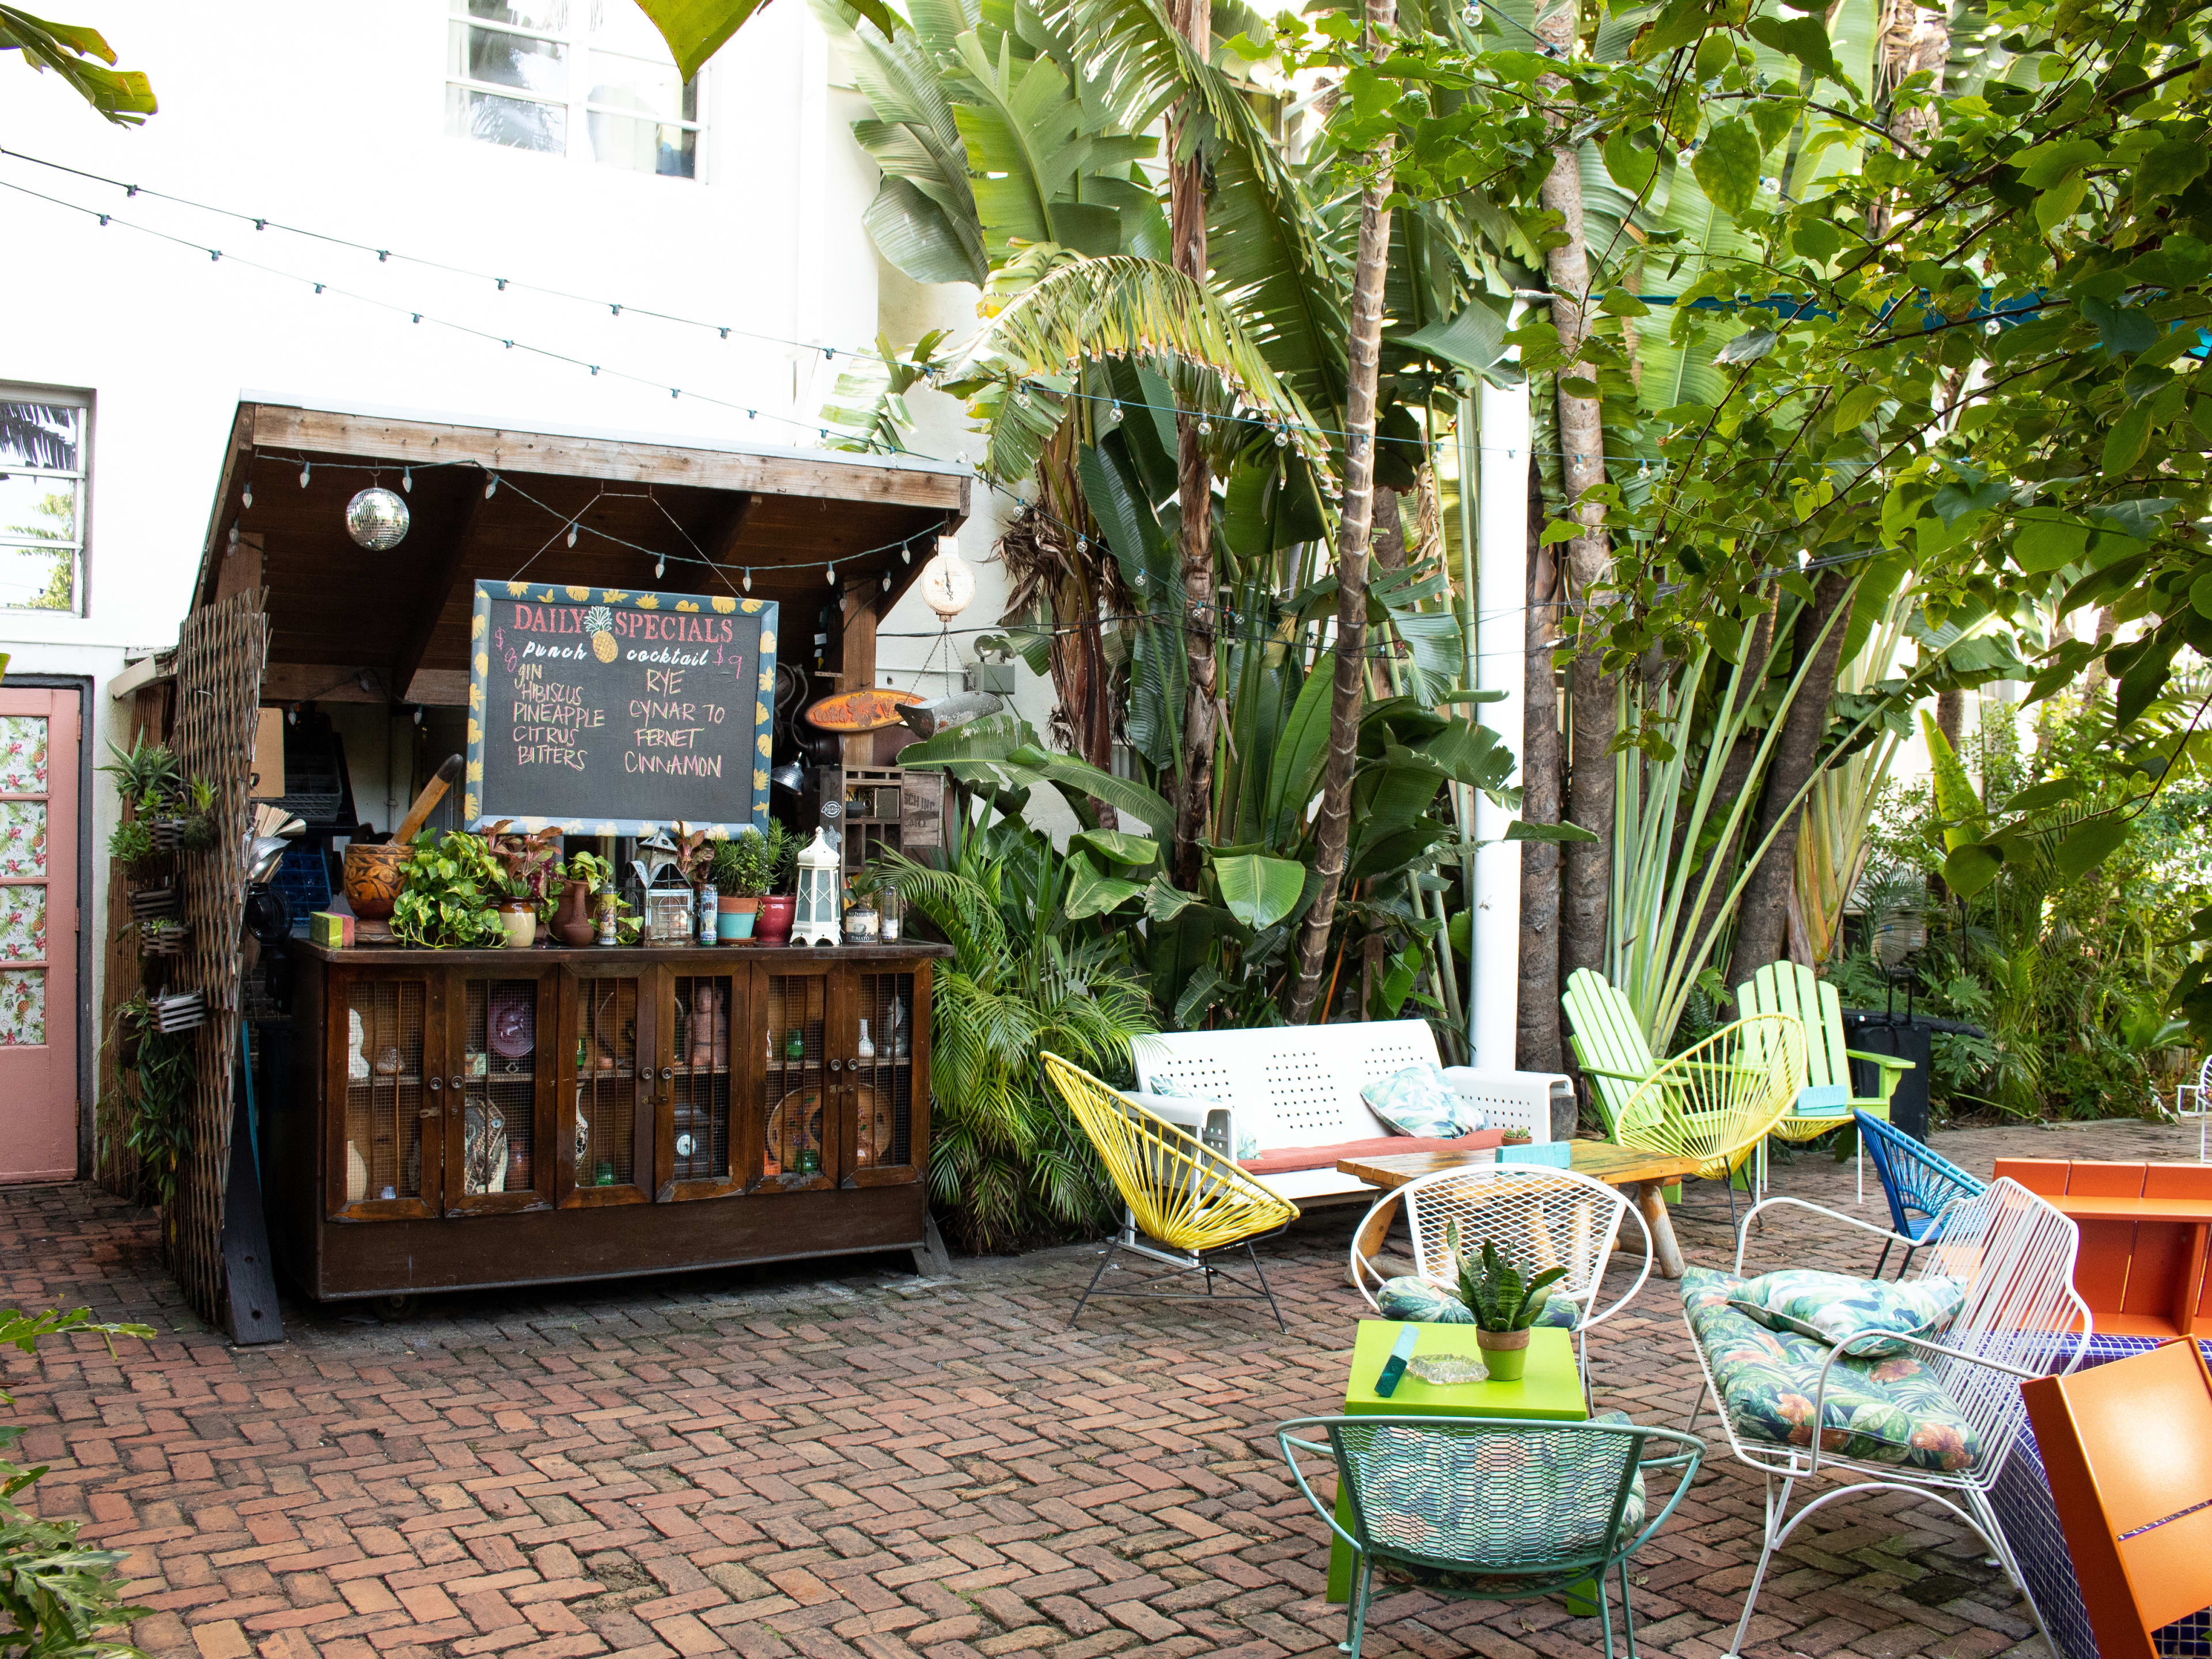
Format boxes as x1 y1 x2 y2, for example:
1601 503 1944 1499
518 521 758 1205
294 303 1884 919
389 831 506 950
110 995 194 1209
0 1307 155 1657
880 820 1155 1254
1444 1222 1566 1333
104 820 157 879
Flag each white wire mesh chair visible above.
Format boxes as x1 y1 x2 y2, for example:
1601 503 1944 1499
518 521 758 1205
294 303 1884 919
1351 1165 1653 1393
2178 1052 2212 1161
1687 1176 2091 1657
1277 1414 1705 1659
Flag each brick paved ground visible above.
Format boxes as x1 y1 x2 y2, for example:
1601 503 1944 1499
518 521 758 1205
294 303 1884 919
0 1115 2188 1659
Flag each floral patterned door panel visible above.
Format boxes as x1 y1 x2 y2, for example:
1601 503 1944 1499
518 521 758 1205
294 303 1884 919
0 690 78 1182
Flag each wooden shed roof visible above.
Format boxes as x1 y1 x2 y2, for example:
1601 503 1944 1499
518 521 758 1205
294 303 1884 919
192 396 972 706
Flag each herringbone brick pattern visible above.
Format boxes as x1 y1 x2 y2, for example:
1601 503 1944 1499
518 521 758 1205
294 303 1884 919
2 1115 2186 1658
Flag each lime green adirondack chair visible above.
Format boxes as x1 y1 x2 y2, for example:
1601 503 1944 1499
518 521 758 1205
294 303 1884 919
1560 969 1661 1138
1735 960 1911 1201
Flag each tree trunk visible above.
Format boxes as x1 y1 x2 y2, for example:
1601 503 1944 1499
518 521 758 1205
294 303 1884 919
1516 455 1565 1073
1168 0 1216 891
1537 10 1615 987
1726 570 1855 987
1283 0 1396 1024
1936 686 1965 759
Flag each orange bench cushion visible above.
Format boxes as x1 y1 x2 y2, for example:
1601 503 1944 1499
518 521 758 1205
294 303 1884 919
1239 1128 1506 1177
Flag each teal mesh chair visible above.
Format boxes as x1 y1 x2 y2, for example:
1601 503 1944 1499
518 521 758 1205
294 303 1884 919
1277 1414 1705 1659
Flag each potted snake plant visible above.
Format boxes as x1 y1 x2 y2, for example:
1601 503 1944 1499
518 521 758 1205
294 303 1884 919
1446 1222 1566 1381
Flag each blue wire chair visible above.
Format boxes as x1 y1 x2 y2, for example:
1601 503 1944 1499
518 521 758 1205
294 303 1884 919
1855 1108 1987 1278
1277 1413 1705 1659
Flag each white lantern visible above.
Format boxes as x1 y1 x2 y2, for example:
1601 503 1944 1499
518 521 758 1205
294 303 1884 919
790 828 843 948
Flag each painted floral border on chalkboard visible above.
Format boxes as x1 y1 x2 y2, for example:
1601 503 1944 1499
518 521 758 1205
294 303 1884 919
464 580 778 839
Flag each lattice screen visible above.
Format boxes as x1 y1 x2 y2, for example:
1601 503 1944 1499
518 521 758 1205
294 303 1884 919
94 676 173 1203
166 592 267 1325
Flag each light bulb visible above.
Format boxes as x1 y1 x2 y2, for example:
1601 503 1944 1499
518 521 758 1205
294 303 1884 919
1107 402 1124 426
227 523 239 555
1077 536 1088 553
882 573 892 592
1983 319 2002 336
484 474 498 499
743 570 752 592
1016 385 1031 407
241 480 252 509
1198 419 1212 437
827 563 836 585
300 463 310 488
1275 428 1289 448
567 523 579 549
655 554 666 579
400 467 411 493
903 544 912 564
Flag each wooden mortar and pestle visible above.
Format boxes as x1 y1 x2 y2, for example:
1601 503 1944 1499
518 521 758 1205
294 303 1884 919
342 754 465 921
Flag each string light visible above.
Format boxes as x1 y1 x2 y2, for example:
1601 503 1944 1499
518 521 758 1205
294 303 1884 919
882 572 892 592
567 522 578 548
1275 427 1289 448
241 477 252 509
299 461 310 488
654 552 666 578
902 543 912 564
400 466 411 493
742 569 752 592
1198 418 1213 438
827 562 836 585
1107 402 1124 426
484 473 499 499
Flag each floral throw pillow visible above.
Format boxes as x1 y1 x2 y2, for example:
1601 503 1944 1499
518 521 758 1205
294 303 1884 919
1729 1268 1964 1357
1363 1063 1484 1138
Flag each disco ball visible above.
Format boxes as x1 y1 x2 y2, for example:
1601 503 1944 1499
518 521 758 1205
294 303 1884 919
345 487 411 551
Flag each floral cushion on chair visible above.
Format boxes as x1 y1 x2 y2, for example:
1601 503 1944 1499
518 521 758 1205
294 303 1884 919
1728 1267 1965 1357
1681 1268 1981 1472
1362 1063 1484 1137
1375 1276 1580 1331
1360 1411 1647 1592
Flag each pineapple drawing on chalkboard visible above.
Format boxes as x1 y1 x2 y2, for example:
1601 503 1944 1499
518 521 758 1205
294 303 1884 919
584 604 618 664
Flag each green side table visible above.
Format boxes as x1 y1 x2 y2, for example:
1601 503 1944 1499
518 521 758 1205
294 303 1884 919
1326 1321 1589 1604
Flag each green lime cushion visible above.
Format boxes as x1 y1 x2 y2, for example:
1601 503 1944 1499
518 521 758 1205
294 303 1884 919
1681 1268 1981 1472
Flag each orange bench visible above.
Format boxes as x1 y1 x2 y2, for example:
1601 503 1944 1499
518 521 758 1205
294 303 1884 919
1995 1159 2212 1339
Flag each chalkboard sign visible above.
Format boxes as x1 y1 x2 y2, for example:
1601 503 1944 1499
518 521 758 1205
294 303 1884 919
463 579 778 837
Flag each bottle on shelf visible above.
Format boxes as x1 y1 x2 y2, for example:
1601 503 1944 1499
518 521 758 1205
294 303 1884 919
856 1019 874 1061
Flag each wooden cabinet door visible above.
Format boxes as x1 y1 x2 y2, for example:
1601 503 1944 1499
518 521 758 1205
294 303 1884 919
657 965 747 1200
752 964 836 1192
558 965 656 1207
441 969 555 1216
843 964 926 1188
329 970 445 1219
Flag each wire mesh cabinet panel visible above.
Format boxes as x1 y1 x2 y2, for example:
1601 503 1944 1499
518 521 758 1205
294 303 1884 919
559 968 656 1207
845 967 927 1188
658 969 747 1200
329 970 443 1219
442 972 555 1217
754 967 835 1192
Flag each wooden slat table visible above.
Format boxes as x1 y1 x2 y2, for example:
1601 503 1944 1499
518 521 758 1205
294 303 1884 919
1338 1142 1705 1279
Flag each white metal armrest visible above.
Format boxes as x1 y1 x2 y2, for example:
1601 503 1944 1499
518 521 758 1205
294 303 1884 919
1585 1197 1654 1333
1732 1194 1922 1277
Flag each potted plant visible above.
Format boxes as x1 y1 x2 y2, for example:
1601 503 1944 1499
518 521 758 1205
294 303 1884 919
495 878 537 948
99 737 181 811
549 848 611 945
137 917 188 959
179 777 221 853
1445 1224 1566 1381
108 817 164 883
389 830 507 949
843 868 885 944
751 821 800 946
673 821 717 941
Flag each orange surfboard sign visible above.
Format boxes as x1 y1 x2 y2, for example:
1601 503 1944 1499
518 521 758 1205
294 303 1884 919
803 687 925 732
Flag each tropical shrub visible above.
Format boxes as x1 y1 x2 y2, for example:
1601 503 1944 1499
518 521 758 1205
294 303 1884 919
880 819 1155 1254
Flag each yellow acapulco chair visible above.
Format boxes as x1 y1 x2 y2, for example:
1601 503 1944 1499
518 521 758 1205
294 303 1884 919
1613 1014 1805 1234
1043 1051 1301 1331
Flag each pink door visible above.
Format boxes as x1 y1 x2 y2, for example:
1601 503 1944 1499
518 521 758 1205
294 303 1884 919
0 688 78 1181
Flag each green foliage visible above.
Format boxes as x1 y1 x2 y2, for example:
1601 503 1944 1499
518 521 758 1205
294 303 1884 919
96 741 177 813
389 832 506 950
0 7 156 125
110 997 191 1209
103 821 154 876
880 820 1155 1254
1444 1222 1567 1332
0 1308 155 1657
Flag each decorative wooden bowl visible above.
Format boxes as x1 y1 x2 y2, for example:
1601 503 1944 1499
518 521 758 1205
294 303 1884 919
343 842 410 921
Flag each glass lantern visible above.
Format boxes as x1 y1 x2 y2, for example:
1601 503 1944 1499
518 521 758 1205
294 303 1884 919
790 828 843 947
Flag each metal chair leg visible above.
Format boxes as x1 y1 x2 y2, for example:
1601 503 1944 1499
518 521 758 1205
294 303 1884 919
1725 1475 1796 1657
1339 1556 1373 1657
1248 1242 1287 1334
1873 1238 1893 1279
1069 1240 1118 1329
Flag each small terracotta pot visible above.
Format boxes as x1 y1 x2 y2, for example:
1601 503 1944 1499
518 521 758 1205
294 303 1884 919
756 894 796 946
1474 1326 1531 1382
343 842 410 921
496 898 537 949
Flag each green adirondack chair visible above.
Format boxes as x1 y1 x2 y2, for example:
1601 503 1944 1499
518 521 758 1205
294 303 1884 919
1735 960 1911 1200
1560 969 1662 1138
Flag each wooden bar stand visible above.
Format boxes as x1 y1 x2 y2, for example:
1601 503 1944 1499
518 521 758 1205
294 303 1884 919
267 940 945 1301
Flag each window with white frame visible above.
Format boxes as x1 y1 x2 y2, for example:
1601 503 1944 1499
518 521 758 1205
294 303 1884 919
446 1 704 179
0 390 87 614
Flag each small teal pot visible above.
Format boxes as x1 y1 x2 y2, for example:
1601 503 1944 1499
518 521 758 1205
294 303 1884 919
718 907 757 941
